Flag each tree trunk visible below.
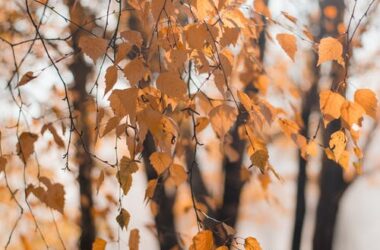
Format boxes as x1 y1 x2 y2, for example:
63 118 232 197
67 2 96 249
313 1 347 249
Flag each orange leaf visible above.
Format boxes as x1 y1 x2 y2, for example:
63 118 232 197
276 33 297 61
189 230 214 250
354 88 378 119
156 72 187 99
129 229 140 250
149 152 172 175
92 238 106 250
317 37 344 66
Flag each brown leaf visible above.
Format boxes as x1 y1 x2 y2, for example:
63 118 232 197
276 33 297 61
17 71 37 87
156 72 187 99
118 156 138 195
250 149 269 171
27 177 65 214
123 58 147 86
79 36 108 62
41 123 65 148
0 156 7 172
121 30 143 47
116 208 130 230
145 179 158 201
108 88 139 124
129 229 140 250
104 65 118 95
17 132 38 163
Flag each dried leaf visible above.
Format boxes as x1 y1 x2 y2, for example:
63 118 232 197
0 156 7 172
123 58 147 86
317 37 344 66
328 131 346 161
79 36 108 62
209 104 238 139
149 152 172 175
17 132 38 163
116 208 130 230
129 229 140 250
156 72 187 99
319 90 346 126
104 65 118 95
41 123 65 148
340 101 365 130
169 164 187 186
250 149 269 171
92 238 106 250
17 71 36 87
145 179 158 201
245 237 262 250
189 230 214 250
354 88 377 119
276 33 297 61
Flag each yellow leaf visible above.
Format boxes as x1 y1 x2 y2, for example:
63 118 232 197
340 101 365 130
92 238 106 250
306 140 318 157
149 152 172 175
79 36 108 62
328 131 346 161
129 229 140 250
189 230 214 250
319 90 346 126
317 37 344 66
17 71 36 87
104 65 118 95
116 208 130 230
209 104 238 139
244 236 262 250
156 72 187 99
354 88 378 119
17 132 38 163
276 33 297 61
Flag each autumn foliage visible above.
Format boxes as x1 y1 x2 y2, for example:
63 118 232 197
0 0 379 250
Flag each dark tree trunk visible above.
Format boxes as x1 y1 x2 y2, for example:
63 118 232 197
142 133 177 249
66 2 96 249
313 1 348 249
218 0 269 228
292 79 318 250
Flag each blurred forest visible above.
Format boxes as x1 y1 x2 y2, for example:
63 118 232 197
0 0 379 250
